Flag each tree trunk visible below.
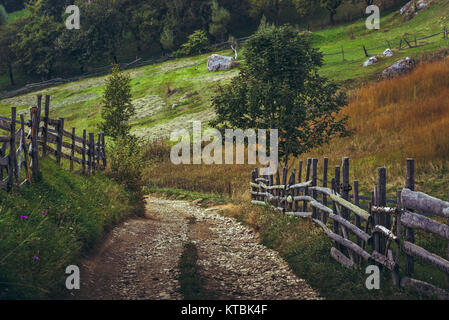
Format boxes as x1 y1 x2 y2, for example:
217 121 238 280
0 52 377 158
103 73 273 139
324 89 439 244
8 62 14 86
329 11 336 25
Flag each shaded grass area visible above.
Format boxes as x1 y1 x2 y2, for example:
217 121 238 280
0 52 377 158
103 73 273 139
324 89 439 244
0 159 138 299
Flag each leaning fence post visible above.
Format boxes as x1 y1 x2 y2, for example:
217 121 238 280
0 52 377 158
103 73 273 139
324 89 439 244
56 118 64 165
30 106 40 181
405 158 415 276
363 45 369 57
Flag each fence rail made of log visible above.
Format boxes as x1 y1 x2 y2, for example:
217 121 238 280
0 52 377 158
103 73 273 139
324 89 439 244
250 157 449 299
0 94 106 192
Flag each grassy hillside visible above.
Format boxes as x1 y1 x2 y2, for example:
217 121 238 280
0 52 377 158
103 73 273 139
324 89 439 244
0 160 139 299
1 1 449 140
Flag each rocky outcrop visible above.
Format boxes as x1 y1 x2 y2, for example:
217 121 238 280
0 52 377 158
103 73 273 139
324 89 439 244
382 57 417 79
400 0 430 20
207 54 235 72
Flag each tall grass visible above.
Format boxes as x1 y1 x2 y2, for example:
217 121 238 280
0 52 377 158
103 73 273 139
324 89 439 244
346 56 449 161
0 160 136 299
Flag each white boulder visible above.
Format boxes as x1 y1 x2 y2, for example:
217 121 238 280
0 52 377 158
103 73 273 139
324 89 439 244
363 56 378 67
383 48 394 57
207 54 234 72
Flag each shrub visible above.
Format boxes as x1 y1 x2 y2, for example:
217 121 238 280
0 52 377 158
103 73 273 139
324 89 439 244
181 30 210 56
106 135 147 197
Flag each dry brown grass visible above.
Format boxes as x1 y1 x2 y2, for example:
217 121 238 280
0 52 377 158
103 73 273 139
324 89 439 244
145 57 449 200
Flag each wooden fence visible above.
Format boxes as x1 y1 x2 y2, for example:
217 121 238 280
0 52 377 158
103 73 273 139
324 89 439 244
0 94 106 192
250 157 449 299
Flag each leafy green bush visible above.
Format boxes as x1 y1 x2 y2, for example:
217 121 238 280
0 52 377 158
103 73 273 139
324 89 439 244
181 30 210 56
106 136 147 197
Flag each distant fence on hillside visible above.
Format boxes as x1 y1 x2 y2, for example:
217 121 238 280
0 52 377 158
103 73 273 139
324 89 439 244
250 157 449 299
1 25 447 99
0 36 252 100
0 94 106 192
324 26 448 61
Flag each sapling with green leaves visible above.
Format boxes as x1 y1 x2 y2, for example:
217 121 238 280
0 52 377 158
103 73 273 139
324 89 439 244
210 25 348 168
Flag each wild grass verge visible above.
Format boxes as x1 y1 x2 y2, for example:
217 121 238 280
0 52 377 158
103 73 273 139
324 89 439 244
0 159 138 299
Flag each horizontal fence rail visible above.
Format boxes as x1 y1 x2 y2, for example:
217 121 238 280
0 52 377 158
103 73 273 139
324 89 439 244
250 157 449 299
0 94 106 192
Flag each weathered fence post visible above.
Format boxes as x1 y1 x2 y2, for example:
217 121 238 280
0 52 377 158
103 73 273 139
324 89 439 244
342 157 350 221
282 166 288 214
378 167 387 254
322 157 329 223
251 169 257 201
311 158 318 219
341 46 345 61
393 190 402 287
82 130 87 174
89 133 94 174
371 188 380 255
405 158 415 276
354 180 361 246
56 118 64 165
288 169 296 213
275 169 280 208
303 158 311 212
70 127 75 171
96 133 101 169
30 106 40 181
42 95 50 157
20 114 31 184
7 107 17 191
101 132 106 169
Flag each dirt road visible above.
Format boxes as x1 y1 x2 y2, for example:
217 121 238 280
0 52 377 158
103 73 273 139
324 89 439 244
71 197 321 300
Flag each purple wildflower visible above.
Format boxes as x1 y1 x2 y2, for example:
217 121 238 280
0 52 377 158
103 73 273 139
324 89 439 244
32 256 39 261
42 211 47 216
20 216 28 220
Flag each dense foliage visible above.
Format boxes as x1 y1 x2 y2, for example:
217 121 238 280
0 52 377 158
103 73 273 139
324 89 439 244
211 25 348 163
0 0 408 85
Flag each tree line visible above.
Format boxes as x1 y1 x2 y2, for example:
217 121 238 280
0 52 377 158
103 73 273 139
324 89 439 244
0 0 407 85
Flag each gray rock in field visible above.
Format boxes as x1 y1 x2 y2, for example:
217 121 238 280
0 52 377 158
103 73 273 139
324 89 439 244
400 0 430 20
382 57 416 79
207 54 234 72
383 48 394 57
363 56 378 67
